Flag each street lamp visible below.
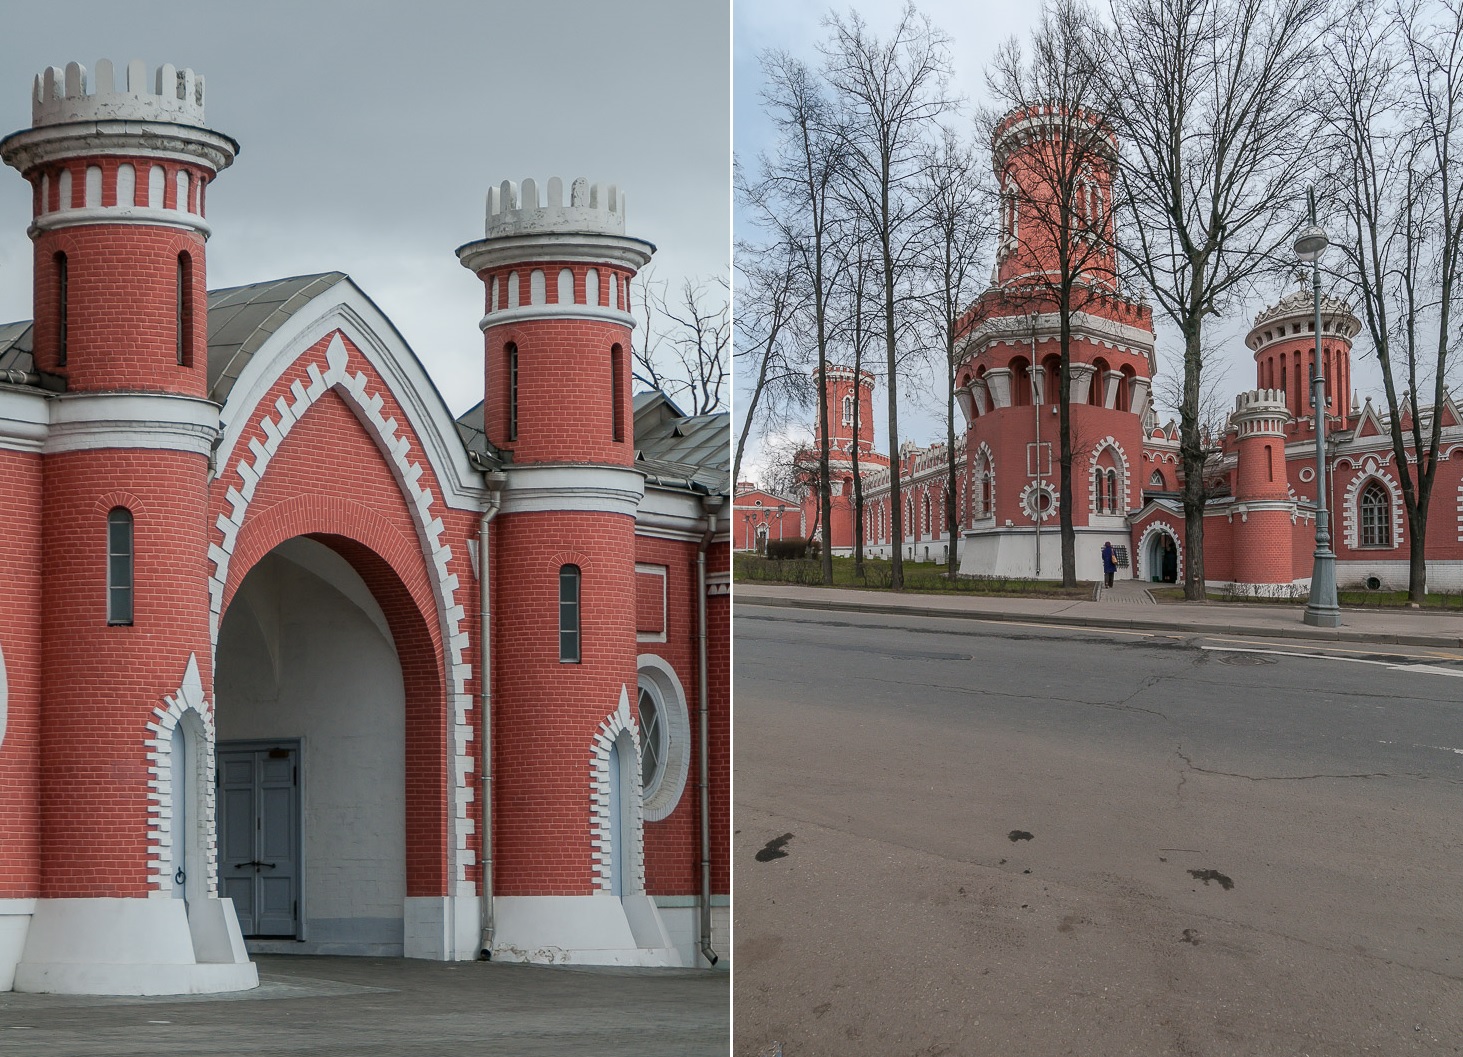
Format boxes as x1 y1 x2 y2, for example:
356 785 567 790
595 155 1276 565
1296 187 1341 628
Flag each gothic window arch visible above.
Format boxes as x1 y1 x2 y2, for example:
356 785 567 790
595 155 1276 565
1359 480 1391 547
842 393 854 426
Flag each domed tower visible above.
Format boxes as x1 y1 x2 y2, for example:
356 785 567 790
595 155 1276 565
1245 289 1361 427
953 106 1154 579
458 179 674 960
1228 389 1295 586
1 61 252 993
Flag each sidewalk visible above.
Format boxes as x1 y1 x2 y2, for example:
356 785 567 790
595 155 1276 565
736 579 1463 650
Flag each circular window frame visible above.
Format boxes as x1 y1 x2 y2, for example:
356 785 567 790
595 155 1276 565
636 654 691 823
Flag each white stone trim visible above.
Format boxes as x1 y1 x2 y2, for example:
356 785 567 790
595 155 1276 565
44 391 218 455
208 332 475 888
637 655 691 823
498 463 645 517
29 206 211 238
144 654 215 898
706 570 730 597
456 231 654 275
635 564 667 643
0 386 51 453
1087 436 1131 515
213 278 487 510
1019 481 1059 522
479 304 637 331
1342 463 1404 551
1135 520 1183 582
635 485 729 542
589 686 645 894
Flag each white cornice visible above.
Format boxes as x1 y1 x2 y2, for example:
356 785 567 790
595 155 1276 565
0 121 237 174
480 304 637 333
961 309 1157 373
456 231 654 275
29 205 210 239
44 390 218 455
0 386 50 452
498 462 645 517
636 483 730 542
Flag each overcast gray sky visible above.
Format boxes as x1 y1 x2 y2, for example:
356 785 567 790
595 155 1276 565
0 0 730 416
733 0 1384 490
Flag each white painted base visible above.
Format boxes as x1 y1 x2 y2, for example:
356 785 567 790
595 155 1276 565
490 894 682 966
0 899 36 991
12 897 258 995
653 897 731 970
403 895 481 961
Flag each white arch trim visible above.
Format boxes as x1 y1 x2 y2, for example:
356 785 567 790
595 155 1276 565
208 331 475 888
1342 466 1404 551
590 686 646 894
1088 436 1131 514
1136 520 1182 582
145 654 215 898
637 654 691 823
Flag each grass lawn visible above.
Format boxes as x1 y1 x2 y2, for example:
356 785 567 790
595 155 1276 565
1146 585 1463 611
733 552 1094 599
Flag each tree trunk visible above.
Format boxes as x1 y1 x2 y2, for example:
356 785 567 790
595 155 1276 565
1058 288 1076 587
1179 321 1207 600
946 332 959 581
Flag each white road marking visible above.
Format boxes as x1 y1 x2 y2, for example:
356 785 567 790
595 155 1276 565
1200 644 1463 678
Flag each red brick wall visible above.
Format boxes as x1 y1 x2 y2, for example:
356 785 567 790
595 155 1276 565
39 448 213 896
491 509 637 895
0 449 42 896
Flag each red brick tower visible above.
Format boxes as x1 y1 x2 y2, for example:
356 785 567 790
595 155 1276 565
1228 390 1296 587
458 179 677 962
1245 290 1360 427
954 107 1153 580
815 365 876 457
2 60 254 994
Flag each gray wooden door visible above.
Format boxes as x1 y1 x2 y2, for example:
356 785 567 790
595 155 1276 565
218 744 300 937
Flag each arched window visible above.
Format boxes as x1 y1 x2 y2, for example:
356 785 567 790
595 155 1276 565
107 507 134 625
559 565 581 663
55 252 68 367
1149 469 1165 488
1105 468 1119 513
1360 481 1391 547
176 252 194 367
842 393 854 426
611 343 625 442
638 679 664 791
505 342 519 442
923 493 933 535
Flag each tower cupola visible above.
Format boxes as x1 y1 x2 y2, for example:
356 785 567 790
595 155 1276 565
0 60 237 395
457 177 654 465
1245 289 1361 425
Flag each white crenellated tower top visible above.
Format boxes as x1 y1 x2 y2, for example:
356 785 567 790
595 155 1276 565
31 60 206 129
485 177 625 238
1230 389 1291 436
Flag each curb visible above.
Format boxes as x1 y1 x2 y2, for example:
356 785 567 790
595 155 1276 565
734 593 1463 650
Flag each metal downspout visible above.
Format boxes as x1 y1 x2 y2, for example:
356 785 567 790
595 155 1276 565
478 472 505 959
696 494 723 966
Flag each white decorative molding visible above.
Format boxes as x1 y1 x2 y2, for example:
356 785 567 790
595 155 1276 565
30 206 211 237
498 463 646 518
1135 520 1183 582
145 654 215 898
636 655 691 823
44 391 218 455
1087 436 1131 516
635 563 667 644
0 386 49 453
1018 481 1059 523
589 686 645 893
478 303 636 332
208 332 475 888
1342 468 1404 551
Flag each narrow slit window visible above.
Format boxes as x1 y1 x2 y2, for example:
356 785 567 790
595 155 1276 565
176 252 193 367
559 564 581 663
506 342 519 442
107 507 134 625
611 343 625 442
55 252 68 367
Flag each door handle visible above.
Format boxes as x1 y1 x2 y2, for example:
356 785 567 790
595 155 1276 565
233 860 278 870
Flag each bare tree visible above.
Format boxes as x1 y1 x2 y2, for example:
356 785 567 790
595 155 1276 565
744 49 850 583
1323 0 1463 603
633 268 730 414
985 0 1117 587
823 2 956 589
917 124 993 580
1101 0 1327 599
733 235 809 491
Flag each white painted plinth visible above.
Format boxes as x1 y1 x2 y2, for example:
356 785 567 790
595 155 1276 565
13 897 258 995
403 895 481 961
491 894 682 966
0 899 36 991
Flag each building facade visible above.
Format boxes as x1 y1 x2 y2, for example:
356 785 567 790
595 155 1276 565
0 59 729 995
744 107 1463 594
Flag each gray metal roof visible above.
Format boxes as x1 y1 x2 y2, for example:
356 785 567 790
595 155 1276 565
207 272 348 404
0 319 34 375
632 390 729 495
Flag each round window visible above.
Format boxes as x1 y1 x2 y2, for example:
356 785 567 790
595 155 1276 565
636 658 692 822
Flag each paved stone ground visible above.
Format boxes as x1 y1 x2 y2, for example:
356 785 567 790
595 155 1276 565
0 955 729 1056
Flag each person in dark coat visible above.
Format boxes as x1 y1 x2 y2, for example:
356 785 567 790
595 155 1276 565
1101 540 1117 588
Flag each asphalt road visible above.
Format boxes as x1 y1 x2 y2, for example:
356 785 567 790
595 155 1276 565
733 604 1463 1057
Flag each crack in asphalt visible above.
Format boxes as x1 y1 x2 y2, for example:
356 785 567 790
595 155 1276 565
1177 748 1397 783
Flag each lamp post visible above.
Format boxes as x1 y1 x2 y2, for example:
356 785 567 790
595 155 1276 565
1296 187 1341 627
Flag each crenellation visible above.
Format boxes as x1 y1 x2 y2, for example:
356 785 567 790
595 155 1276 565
31 59 207 129
484 176 627 238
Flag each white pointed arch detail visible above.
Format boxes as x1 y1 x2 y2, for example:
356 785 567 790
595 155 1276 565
1342 462 1404 550
145 654 216 897
1088 436 1131 515
1136 520 1182 582
589 686 646 894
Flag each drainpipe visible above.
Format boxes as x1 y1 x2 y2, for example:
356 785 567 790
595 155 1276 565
696 493 724 966
477 471 506 960
2 369 39 385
